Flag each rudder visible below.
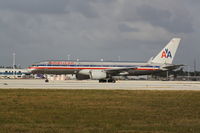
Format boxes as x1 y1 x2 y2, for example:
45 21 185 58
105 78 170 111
151 38 181 64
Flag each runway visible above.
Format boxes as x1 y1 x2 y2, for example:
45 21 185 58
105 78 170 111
0 79 200 90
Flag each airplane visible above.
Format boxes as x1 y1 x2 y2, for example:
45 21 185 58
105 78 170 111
28 38 182 83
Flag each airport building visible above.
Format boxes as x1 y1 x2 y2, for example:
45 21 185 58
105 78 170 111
0 68 30 79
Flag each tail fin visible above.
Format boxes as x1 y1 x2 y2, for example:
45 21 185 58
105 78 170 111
151 38 181 64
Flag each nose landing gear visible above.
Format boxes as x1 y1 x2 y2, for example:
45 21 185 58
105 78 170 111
44 74 49 83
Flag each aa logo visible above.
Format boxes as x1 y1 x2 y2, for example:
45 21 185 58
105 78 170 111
161 48 172 58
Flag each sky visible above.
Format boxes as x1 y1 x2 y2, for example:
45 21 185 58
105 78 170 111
0 0 199 70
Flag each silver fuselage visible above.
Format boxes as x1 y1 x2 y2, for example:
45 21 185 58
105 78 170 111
29 60 165 76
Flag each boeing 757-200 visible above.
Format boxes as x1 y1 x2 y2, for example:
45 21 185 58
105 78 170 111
29 38 182 83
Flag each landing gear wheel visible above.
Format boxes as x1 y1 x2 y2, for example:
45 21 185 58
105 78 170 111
99 79 106 83
45 79 49 83
99 79 116 83
108 79 116 83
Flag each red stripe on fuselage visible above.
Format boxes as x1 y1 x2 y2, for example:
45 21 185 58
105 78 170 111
29 67 110 70
29 67 160 71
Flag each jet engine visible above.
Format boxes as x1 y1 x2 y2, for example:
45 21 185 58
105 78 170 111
78 70 107 80
89 70 107 80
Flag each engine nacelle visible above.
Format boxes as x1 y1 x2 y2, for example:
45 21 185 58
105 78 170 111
78 70 107 80
90 70 107 80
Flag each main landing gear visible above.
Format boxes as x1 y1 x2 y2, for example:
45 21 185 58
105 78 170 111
99 79 116 83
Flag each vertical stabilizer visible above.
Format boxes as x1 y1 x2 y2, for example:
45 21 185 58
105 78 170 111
151 38 181 64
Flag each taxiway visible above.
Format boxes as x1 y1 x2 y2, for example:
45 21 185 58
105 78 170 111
0 79 200 90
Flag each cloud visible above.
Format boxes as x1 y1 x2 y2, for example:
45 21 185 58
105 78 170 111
118 23 139 32
66 0 99 18
136 4 194 34
0 0 99 18
0 0 199 69
0 0 69 14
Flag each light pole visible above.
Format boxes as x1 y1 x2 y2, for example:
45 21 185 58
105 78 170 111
194 59 196 77
118 56 121 61
13 52 16 69
187 65 190 81
67 54 70 61
12 52 16 78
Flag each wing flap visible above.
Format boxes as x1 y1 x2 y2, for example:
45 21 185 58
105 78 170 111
105 67 136 74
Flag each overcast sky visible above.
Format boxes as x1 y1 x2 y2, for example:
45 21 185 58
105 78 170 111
0 0 199 70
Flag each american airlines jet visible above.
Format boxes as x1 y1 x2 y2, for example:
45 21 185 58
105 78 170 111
29 38 182 83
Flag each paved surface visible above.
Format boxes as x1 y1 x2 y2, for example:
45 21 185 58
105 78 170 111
0 79 200 90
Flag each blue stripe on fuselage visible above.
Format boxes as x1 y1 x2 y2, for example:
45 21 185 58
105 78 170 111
33 64 160 68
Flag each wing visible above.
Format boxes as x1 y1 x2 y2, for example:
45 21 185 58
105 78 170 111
105 67 137 75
